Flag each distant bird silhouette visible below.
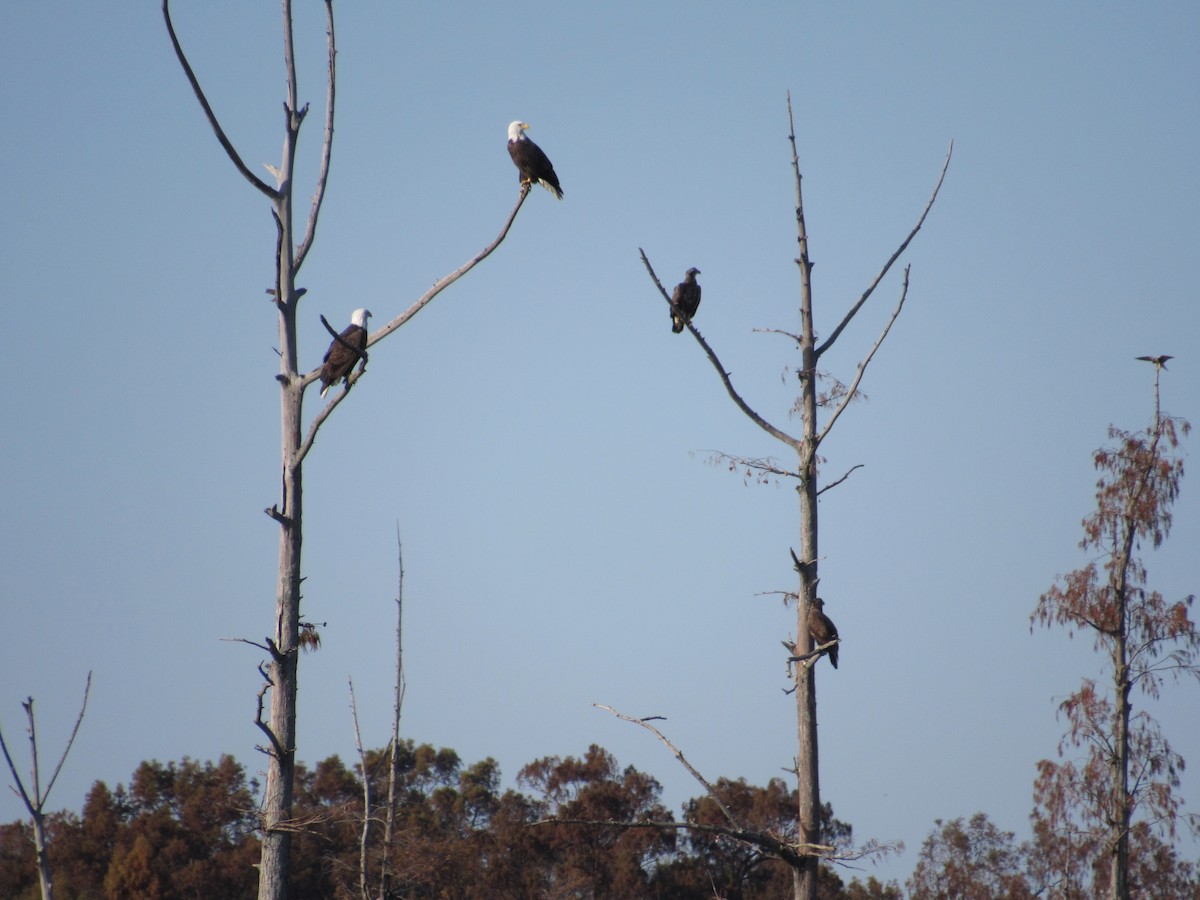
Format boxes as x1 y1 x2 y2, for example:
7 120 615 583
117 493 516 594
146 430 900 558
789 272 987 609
808 597 839 669
670 267 702 333
1136 355 1173 370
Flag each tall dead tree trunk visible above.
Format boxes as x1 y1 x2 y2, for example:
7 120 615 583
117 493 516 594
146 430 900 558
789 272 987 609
792 120 821 895
643 94 949 900
163 4 530 897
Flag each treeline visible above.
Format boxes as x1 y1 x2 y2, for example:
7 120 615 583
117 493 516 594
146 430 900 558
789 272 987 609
5 738 1198 899
0 741 899 900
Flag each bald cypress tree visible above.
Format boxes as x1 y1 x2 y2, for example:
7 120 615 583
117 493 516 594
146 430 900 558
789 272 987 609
1031 361 1196 900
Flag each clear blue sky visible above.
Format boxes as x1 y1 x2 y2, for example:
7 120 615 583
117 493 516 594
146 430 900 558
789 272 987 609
2 1 1197 886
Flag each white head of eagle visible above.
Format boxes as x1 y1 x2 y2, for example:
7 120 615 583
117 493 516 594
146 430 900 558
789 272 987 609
319 308 372 397
507 120 563 200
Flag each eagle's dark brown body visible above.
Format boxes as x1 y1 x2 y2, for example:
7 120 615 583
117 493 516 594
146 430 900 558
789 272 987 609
507 123 563 199
671 268 701 333
808 597 839 669
319 320 368 396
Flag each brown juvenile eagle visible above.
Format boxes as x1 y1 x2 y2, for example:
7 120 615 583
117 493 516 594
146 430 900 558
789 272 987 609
319 308 371 397
507 121 563 199
671 267 701 333
808 597 839 669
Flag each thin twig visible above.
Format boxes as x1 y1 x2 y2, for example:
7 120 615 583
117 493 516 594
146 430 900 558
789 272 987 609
161 0 279 199
816 464 864 496
815 141 952 359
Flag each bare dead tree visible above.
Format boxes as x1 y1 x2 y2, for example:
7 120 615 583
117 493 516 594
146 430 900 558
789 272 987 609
0 673 93 900
379 527 406 900
162 6 529 898
640 94 950 900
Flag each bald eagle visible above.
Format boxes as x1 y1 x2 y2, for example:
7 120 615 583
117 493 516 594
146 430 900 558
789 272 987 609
671 268 701 333
1136 355 1173 370
319 308 371 397
808 597 839 669
507 121 563 199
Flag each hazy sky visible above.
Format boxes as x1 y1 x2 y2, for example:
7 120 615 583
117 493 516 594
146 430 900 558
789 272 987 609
2 1 1198 886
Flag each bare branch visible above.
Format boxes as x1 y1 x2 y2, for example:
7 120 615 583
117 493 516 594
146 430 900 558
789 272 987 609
640 249 802 451
369 186 531 346
533 816 835 864
295 0 336 270
222 637 274 653
707 450 800 481
816 266 909 447
0 713 37 815
755 327 804 343
815 141 951 358
293 190 530 467
788 638 841 670
254 669 286 761
816 464 864 496
161 0 279 200
593 703 743 831
41 672 91 803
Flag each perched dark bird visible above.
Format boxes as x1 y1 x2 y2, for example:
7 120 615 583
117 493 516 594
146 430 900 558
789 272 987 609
319 308 371 396
507 121 563 199
1136 355 1173 370
670 267 702 333
808 597 839 669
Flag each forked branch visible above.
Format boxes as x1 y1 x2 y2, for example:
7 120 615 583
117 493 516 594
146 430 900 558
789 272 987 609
0 672 92 815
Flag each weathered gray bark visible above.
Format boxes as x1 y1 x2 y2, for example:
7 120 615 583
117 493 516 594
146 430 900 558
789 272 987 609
791 105 821 898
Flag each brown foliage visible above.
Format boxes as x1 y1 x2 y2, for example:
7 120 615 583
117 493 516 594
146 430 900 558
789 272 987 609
1030 398 1196 897
0 743 904 900
907 813 1034 899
